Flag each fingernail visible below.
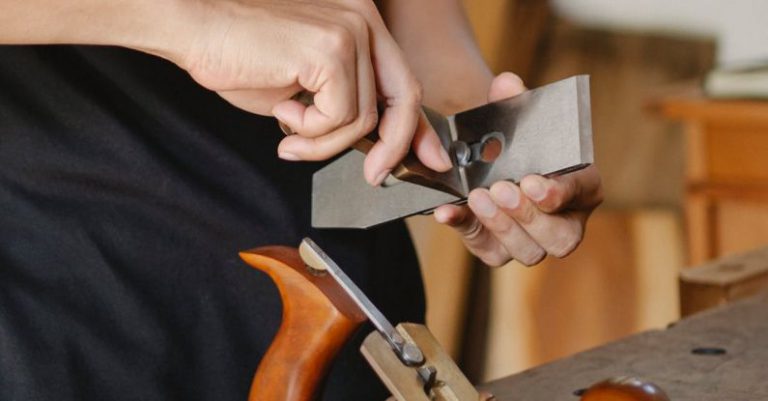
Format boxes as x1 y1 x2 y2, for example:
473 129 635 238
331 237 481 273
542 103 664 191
492 183 520 209
522 177 546 201
372 169 392 186
434 208 449 224
469 192 497 218
278 151 301 161
277 118 295 135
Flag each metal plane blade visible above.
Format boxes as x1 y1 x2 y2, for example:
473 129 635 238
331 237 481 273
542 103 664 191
312 75 593 229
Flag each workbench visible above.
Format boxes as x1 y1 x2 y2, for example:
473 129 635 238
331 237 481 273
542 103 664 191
481 292 768 400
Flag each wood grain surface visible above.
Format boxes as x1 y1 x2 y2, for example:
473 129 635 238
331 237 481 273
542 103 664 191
481 292 768 400
239 246 366 401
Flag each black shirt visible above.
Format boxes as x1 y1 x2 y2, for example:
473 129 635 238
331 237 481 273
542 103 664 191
0 46 425 400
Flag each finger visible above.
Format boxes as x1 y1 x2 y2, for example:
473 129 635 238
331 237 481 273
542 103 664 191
490 181 585 258
519 165 603 214
364 84 422 185
488 72 526 102
434 204 472 228
334 6 378 143
276 110 377 161
467 189 545 266
218 86 301 116
337 2 424 185
278 11 379 162
272 23 358 137
434 203 512 267
348 8 380 177
410 111 453 172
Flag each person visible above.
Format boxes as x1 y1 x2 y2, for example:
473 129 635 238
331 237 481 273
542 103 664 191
0 0 602 399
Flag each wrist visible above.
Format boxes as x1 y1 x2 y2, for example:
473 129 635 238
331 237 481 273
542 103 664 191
111 0 205 67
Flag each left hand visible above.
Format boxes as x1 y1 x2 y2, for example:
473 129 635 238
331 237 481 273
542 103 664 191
434 72 603 267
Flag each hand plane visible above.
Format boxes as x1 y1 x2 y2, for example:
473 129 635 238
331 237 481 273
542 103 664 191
240 238 491 400
239 239 669 401
309 75 594 229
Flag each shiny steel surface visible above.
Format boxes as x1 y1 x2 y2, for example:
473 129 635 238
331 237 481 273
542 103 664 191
313 75 593 229
299 238 425 366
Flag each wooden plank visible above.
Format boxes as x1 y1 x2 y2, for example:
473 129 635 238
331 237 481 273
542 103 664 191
684 193 715 266
657 96 768 266
716 201 768 258
705 124 768 182
481 292 768 401
658 96 768 127
684 121 708 182
679 246 768 316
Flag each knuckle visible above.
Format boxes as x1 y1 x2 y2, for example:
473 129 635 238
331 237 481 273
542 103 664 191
515 204 537 225
549 225 583 258
358 108 379 134
519 248 546 266
318 106 349 131
460 219 484 240
334 113 353 128
339 0 377 20
549 185 567 209
332 102 357 128
481 253 508 268
402 79 423 107
321 25 355 59
593 182 605 207
341 9 368 36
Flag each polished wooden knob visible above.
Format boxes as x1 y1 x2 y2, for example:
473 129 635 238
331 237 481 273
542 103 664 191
581 377 670 401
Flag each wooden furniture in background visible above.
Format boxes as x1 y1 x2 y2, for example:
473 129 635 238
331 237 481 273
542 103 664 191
479 210 683 381
679 246 768 316
414 5 713 382
658 97 768 265
461 0 552 82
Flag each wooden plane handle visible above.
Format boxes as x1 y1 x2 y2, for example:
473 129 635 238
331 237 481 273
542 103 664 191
240 246 366 401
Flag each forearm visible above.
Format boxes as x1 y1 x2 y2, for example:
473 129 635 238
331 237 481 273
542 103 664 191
381 0 494 114
0 0 193 62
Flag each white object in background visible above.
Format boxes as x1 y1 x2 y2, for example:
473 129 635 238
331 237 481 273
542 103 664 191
705 66 768 98
551 0 768 68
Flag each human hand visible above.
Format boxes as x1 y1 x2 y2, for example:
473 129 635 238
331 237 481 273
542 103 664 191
434 73 603 267
173 0 451 185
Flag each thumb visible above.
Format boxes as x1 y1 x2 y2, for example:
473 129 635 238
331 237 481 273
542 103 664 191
488 72 527 102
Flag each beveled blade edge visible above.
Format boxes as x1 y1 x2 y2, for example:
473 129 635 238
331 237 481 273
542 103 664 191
312 151 459 229
577 75 595 165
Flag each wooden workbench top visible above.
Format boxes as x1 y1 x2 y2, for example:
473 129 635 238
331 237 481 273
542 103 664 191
481 292 768 400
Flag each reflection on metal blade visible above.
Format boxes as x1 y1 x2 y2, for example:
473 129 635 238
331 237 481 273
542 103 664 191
312 75 593 229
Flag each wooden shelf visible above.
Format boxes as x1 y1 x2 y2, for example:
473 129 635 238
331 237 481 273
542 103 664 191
655 95 768 265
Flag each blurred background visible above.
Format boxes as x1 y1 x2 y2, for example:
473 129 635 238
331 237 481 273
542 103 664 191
407 0 768 383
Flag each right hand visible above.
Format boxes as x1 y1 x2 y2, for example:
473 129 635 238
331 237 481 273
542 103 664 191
172 0 452 185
